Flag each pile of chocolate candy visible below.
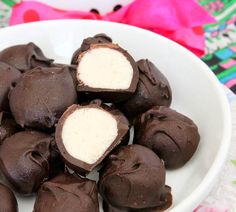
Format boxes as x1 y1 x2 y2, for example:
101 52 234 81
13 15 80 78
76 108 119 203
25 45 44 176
0 34 200 212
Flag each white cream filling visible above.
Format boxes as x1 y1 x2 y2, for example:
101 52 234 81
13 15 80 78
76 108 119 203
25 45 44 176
77 47 133 89
61 108 118 164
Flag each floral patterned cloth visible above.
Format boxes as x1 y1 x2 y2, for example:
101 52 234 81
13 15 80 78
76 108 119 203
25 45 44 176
200 0 236 93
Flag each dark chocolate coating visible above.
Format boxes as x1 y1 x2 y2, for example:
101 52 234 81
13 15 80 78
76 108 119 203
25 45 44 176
33 173 99 212
0 62 21 111
0 112 21 145
55 100 129 174
99 144 172 211
0 42 53 72
116 59 172 119
9 66 77 130
71 33 112 65
76 43 139 103
134 106 200 169
51 63 78 88
0 131 63 195
0 183 18 212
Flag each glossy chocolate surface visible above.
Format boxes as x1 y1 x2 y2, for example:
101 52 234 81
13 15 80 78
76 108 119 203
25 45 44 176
99 144 172 211
0 131 62 195
0 42 53 72
9 66 77 130
0 183 18 212
116 59 172 119
134 106 200 169
0 112 21 144
0 62 21 111
33 173 99 212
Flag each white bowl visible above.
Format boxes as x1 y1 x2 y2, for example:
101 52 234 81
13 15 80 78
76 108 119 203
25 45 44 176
0 20 231 212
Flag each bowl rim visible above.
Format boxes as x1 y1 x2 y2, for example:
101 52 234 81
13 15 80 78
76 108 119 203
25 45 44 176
0 20 232 211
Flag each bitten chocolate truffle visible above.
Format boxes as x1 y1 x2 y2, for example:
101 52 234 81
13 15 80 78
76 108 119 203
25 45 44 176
55 100 129 174
0 62 21 111
134 106 200 169
0 112 21 145
73 37 139 102
71 33 112 65
33 173 99 212
116 59 172 119
99 144 172 212
0 42 53 72
0 183 18 212
0 131 62 195
9 66 77 130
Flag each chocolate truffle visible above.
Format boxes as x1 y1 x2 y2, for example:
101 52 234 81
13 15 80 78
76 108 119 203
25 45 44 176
99 144 172 212
55 100 129 174
9 66 77 130
33 173 99 212
74 41 139 102
134 106 200 169
0 42 53 72
0 183 18 212
0 131 62 195
71 33 112 65
0 112 21 144
0 62 21 111
116 59 172 119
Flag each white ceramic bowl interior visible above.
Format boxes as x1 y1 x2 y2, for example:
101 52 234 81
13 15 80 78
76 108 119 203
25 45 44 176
0 20 231 212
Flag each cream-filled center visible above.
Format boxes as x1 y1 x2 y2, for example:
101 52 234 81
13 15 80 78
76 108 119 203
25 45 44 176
61 107 118 164
77 47 133 89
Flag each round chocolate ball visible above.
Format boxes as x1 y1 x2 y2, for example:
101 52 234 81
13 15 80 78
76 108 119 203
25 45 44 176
0 62 21 111
34 174 99 212
71 34 139 103
0 183 18 212
55 100 129 174
9 66 77 130
0 42 53 73
98 144 172 211
0 131 63 195
134 106 200 169
0 112 21 145
116 59 172 119
75 42 139 103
